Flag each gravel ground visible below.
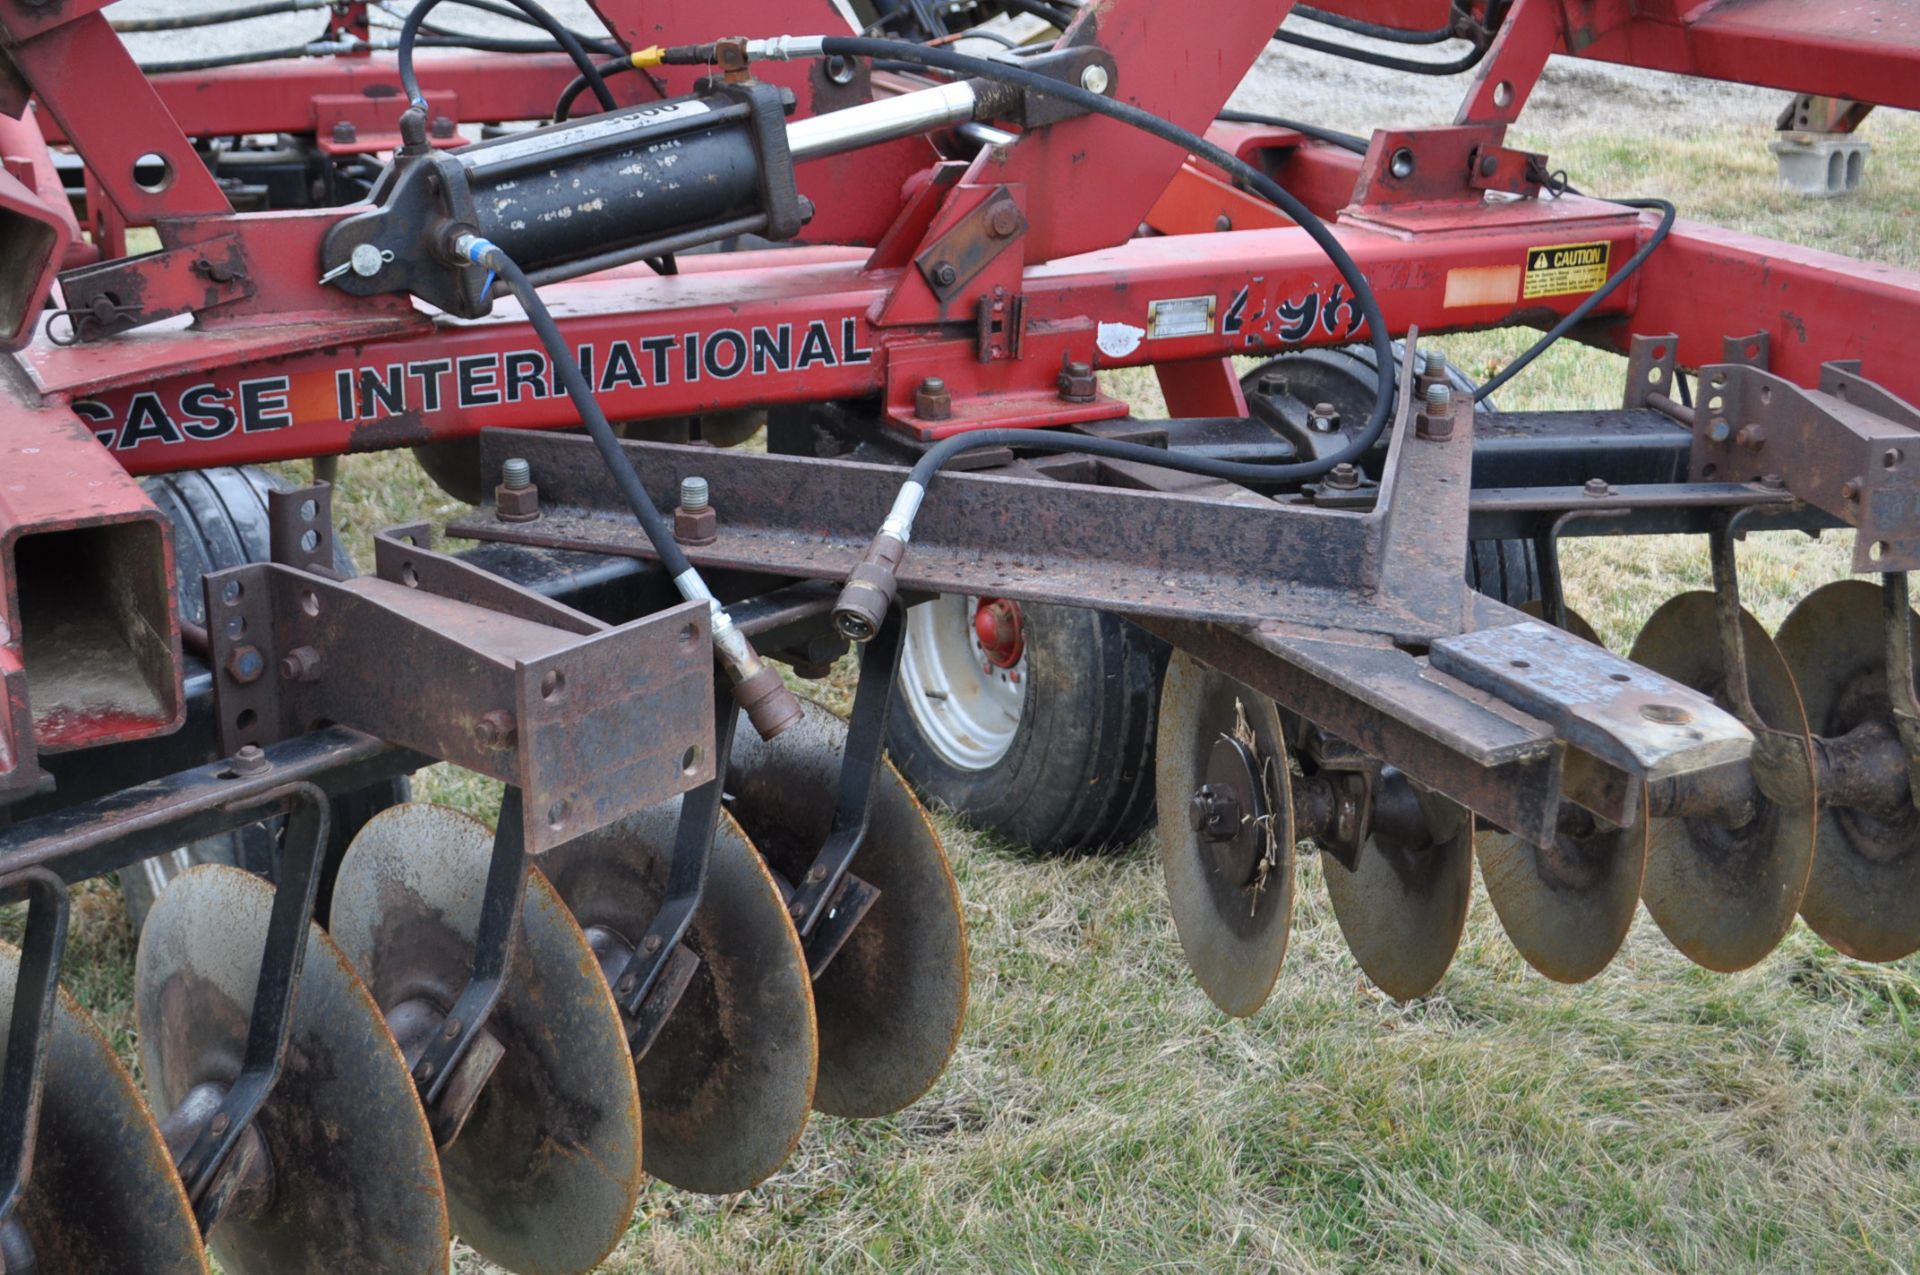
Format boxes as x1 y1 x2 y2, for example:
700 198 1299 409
112 1 1783 137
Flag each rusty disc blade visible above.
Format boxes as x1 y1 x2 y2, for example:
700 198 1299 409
0 942 208 1275
539 801 816 1193
1517 599 1602 646
135 864 449 1275
1777 579 1920 961
725 698 969 1119
329 803 644 1275
1629 592 1817 970
1154 650 1295 1017
1478 802 1648 983
1323 780 1473 1000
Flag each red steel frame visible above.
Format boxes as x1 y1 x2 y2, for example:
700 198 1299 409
5 0 1920 467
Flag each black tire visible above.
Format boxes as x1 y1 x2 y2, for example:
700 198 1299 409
120 467 408 936
887 602 1168 854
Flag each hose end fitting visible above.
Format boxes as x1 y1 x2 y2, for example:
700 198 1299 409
833 533 907 643
733 665 803 740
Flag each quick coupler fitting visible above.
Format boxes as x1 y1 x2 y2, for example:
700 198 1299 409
833 533 907 642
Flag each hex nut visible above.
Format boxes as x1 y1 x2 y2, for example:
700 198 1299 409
495 481 541 522
674 503 718 547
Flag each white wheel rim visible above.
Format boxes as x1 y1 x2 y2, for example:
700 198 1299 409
897 594 1027 771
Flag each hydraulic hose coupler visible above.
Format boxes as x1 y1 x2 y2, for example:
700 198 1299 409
833 533 906 642
707 603 803 740
835 479 924 641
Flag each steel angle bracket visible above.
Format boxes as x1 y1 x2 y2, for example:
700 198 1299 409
452 343 1475 642
205 513 715 854
1687 359 1920 572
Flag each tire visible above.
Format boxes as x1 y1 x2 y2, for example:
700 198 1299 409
887 599 1168 854
120 467 408 936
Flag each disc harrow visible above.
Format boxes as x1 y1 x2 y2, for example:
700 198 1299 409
3 0 1920 1269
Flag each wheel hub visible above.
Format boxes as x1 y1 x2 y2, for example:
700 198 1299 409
972 597 1025 669
1195 734 1268 885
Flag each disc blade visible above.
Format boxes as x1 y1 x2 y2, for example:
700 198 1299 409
329 803 643 1275
136 864 449 1275
539 801 817 1194
1478 807 1647 983
1323 781 1473 1000
0 942 207 1275
1155 650 1295 1016
1629 592 1816 970
1777 579 1920 961
725 698 969 1119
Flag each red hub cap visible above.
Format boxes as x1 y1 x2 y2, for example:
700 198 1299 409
972 597 1026 669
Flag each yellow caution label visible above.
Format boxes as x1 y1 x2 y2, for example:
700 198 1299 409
1522 241 1611 299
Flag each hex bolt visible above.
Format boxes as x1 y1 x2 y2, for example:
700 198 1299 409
1214 213 1233 232
224 644 265 685
1842 476 1864 501
1584 477 1612 497
430 114 457 139
641 934 662 954
986 202 1023 239
914 376 953 421
210 1113 230 1136
330 120 357 145
1325 462 1361 490
1761 473 1787 491
230 745 270 777
1057 360 1097 403
1415 381 1455 440
1254 374 1288 399
1735 424 1766 449
279 646 322 683
930 262 959 288
674 476 719 546
1079 63 1111 95
496 458 540 523
1708 420 1732 443
1308 402 1339 433
1479 153 1500 178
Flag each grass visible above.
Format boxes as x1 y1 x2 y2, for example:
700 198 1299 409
18 107 1920 1275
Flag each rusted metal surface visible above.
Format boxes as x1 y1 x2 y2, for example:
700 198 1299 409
1477 804 1650 985
1321 779 1474 1001
330 803 644 1274
1687 361 1920 572
1775 580 1920 961
452 350 1473 642
203 547 713 855
1628 593 1815 972
136 864 449 1275
725 698 968 1119
539 800 818 1195
1154 650 1294 1018
0 943 208 1275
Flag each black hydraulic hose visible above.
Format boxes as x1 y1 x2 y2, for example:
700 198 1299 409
554 58 669 122
1474 198 1676 401
1291 4 1457 44
1216 108 1367 155
141 43 318 73
802 35 1395 482
456 235 798 734
113 0 311 32
398 0 613 112
1271 26 1490 75
1000 0 1075 28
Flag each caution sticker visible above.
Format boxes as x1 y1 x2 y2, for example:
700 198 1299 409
1522 241 1611 299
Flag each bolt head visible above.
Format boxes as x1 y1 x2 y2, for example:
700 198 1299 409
986 202 1023 238
1842 477 1863 501
1709 421 1732 443
931 262 959 287
224 645 265 685
1584 478 1611 497
1079 64 1111 95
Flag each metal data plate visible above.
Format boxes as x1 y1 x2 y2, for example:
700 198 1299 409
1427 620 1752 782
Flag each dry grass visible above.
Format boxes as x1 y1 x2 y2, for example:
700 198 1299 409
19 105 1920 1275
